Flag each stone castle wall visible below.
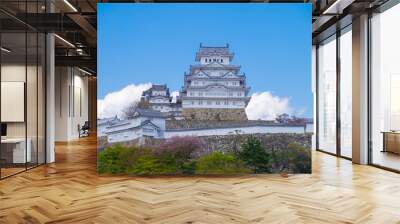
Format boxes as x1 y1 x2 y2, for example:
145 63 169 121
182 108 247 121
197 133 311 156
101 133 312 157
166 120 275 130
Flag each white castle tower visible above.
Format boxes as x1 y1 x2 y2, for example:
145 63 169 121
180 44 250 109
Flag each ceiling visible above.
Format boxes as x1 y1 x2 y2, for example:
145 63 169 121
0 0 394 74
0 0 97 74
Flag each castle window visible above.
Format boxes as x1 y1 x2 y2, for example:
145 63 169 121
213 58 216 62
221 59 223 63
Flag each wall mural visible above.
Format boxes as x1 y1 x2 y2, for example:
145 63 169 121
97 3 312 175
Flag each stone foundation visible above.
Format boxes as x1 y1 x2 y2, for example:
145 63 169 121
102 133 312 158
182 108 247 121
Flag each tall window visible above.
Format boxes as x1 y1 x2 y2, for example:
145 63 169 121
371 3 400 171
340 26 352 158
318 35 337 154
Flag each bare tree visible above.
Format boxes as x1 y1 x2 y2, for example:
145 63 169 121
123 100 151 119
123 102 139 119
275 113 291 124
275 113 307 124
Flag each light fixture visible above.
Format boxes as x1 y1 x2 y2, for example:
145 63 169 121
63 0 78 12
78 67 93 76
54 34 75 48
322 0 354 15
1 47 11 53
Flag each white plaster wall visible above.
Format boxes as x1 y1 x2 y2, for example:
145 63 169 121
182 100 245 108
152 90 166 96
97 124 107 137
306 123 314 133
71 73 89 138
151 105 172 112
54 67 89 141
54 67 70 141
165 126 305 138
108 129 140 143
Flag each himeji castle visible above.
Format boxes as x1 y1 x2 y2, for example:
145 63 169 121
140 44 251 121
180 44 251 109
98 44 312 144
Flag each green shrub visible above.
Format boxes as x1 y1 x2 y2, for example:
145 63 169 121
238 136 271 173
155 136 204 163
271 143 311 173
287 143 311 173
121 149 181 175
126 154 162 175
98 144 126 174
119 146 157 169
196 151 250 175
181 160 197 175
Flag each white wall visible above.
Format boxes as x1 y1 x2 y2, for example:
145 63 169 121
182 99 246 108
108 129 141 143
55 67 89 141
165 125 305 138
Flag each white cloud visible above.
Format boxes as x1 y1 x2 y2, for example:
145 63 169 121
171 91 179 103
98 83 152 119
245 92 292 120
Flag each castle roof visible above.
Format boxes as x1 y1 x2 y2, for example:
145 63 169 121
105 119 161 135
133 108 165 118
195 43 234 61
189 64 240 74
142 84 170 97
97 116 119 126
151 84 168 91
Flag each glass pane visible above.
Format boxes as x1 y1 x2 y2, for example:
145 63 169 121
318 35 337 154
340 27 352 158
38 33 46 165
371 4 400 171
27 31 38 169
1 32 27 177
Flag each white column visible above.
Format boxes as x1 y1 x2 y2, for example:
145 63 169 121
312 45 317 150
46 32 55 163
352 14 369 164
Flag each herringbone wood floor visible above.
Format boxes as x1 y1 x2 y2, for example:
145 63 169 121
1 136 400 224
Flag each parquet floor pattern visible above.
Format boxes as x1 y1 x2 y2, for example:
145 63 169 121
1 136 400 223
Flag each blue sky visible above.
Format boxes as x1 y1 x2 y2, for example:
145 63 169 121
98 3 312 118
